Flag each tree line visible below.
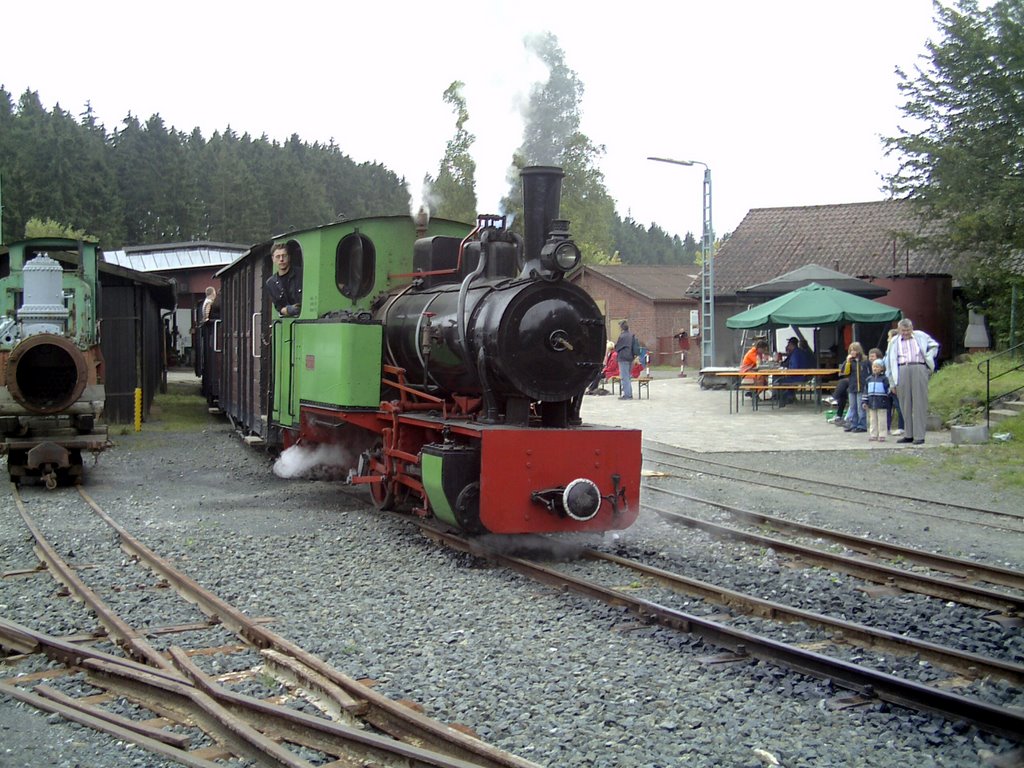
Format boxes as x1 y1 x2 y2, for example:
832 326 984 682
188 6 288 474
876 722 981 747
0 88 410 247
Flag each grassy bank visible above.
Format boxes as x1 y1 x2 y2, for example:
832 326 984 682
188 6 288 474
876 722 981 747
929 354 1024 425
915 354 1024 488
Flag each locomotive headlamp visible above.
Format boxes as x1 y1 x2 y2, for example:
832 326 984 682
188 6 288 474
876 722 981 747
553 241 581 272
562 478 602 521
539 239 581 275
534 218 581 276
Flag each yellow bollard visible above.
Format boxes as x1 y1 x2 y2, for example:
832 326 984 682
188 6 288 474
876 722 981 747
134 388 142 432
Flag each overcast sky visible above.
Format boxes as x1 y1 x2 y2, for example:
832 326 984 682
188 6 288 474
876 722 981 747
4 0 941 241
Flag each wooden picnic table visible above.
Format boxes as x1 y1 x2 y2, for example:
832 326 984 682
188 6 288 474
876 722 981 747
714 368 840 413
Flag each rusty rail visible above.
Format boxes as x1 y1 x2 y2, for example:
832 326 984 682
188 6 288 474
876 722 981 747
646 484 1024 592
647 503 1024 613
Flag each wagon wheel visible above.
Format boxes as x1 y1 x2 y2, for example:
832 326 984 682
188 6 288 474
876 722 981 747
6 449 27 486
55 449 84 488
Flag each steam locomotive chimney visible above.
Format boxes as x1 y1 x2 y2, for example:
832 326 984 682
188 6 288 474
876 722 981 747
415 206 429 238
521 166 564 261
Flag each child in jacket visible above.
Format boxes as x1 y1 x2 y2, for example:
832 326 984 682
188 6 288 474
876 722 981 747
840 342 871 432
865 359 891 441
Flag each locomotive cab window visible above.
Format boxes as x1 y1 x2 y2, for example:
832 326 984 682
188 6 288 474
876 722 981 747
336 233 375 300
277 239 303 280
285 240 303 272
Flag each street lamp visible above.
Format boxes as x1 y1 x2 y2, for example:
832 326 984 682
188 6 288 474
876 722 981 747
648 156 715 369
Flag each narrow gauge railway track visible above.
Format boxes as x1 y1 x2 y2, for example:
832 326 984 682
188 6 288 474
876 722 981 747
1 484 542 768
414 521 1024 742
643 441 1024 534
578 548 1024 687
643 489 1024 614
642 485 1024 593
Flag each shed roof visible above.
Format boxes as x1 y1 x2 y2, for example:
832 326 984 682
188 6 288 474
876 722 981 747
713 200 951 296
103 241 247 272
581 265 699 301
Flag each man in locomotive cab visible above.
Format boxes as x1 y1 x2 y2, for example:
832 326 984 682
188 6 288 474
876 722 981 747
266 242 302 317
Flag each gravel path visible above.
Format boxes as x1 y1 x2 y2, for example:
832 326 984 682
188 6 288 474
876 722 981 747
2 414 1022 768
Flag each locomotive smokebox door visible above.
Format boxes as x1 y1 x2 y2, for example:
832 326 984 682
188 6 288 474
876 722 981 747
421 443 484 533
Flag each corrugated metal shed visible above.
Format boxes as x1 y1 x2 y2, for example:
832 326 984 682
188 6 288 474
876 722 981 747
104 241 246 272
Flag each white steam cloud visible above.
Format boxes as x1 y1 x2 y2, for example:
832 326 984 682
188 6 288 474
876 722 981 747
273 443 357 480
408 177 443 221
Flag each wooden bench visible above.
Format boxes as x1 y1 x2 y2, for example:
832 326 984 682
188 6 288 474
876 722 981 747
609 375 653 399
738 380 835 410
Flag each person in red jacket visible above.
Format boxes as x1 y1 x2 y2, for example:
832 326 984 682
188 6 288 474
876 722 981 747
586 342 618 394
604 348 619 379
674 329 691 377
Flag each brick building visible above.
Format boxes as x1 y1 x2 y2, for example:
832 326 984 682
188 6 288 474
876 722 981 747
571 265 700 369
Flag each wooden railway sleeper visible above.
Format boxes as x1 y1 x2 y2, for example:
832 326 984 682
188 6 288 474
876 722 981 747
2 619 499 768
0 675 222 768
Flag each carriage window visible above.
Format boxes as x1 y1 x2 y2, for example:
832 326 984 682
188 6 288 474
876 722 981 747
335 233 375 300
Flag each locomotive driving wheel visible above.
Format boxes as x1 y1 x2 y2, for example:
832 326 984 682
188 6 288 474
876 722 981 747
369 472 396 510
454 482 485 534
369 471 411 511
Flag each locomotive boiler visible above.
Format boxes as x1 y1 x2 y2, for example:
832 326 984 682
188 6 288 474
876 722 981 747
377 167 605 424
0 239 109 486
210 166 641 535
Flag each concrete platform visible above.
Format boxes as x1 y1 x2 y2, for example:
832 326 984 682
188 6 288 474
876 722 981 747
580 371 951 454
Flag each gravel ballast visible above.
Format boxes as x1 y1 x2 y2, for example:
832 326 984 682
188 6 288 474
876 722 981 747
1 412 1023 768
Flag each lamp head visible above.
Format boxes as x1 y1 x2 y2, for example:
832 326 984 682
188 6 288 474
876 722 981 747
538 219 581 276
648 156 695 167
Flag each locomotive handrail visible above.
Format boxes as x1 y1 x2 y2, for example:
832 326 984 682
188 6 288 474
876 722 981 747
976 342 1024 428
380 364 449 417
413 293 443 389
456 230 491 384
287 319 296 419
250 314 260 358
213 319 222 354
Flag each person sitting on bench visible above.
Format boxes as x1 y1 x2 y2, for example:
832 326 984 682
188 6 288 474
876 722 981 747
777 337 814 406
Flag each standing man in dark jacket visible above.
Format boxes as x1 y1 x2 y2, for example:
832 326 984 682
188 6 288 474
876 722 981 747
265 242 302 318
614 320 638 400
